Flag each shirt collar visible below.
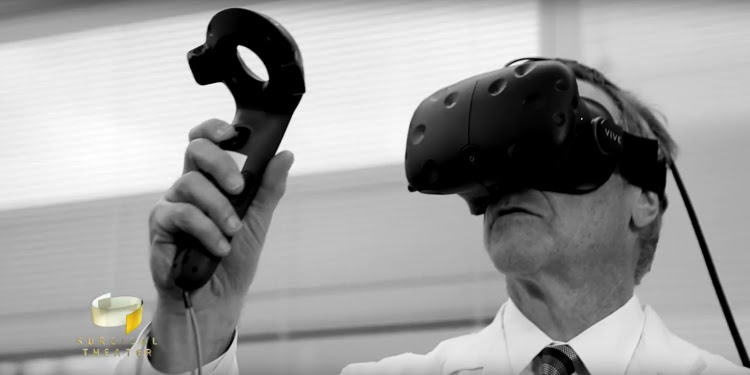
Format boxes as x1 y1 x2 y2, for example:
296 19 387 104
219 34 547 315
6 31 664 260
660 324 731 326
502 294 645 375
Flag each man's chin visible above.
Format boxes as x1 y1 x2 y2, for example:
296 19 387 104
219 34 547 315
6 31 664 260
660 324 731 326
486 236 551 277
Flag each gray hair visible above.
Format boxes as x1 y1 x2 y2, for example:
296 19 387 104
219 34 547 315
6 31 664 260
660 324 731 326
565 60 678 285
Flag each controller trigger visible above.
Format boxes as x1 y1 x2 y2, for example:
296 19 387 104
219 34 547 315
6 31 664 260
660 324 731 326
219 125 251 151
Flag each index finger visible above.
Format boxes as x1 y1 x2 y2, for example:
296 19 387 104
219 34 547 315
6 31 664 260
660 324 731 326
188 118 237 143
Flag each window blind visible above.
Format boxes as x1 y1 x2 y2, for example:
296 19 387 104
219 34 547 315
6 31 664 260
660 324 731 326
0 0 539 211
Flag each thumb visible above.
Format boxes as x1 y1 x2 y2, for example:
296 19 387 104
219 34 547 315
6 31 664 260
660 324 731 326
249 150 294 216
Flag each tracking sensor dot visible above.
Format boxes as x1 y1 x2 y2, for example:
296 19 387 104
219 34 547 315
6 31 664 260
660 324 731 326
514 62 535 77
411 124 426 145
488 78 507 96
444 92 458 108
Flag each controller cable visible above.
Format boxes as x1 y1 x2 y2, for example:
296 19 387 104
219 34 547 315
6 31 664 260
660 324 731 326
182 291 204 375
671 162 749 367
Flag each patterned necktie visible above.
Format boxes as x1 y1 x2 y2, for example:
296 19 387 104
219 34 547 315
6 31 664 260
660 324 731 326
532 344 586 375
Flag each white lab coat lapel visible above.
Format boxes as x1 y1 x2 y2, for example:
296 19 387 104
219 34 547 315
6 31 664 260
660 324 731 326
441 303 513 375
624 305 708 375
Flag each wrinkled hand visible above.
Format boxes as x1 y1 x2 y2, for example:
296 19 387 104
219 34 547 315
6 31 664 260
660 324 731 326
146 118 294 372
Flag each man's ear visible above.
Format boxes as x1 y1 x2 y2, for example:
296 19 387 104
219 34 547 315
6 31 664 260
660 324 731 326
632 189 660 229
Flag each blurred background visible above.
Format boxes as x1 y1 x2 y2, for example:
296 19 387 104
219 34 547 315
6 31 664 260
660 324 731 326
0 0 749 374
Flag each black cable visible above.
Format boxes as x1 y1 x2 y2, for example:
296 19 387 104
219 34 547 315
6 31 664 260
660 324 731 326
182 291 203 375
670 162 750 367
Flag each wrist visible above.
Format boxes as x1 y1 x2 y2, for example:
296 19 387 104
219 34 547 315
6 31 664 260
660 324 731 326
148 297 241 373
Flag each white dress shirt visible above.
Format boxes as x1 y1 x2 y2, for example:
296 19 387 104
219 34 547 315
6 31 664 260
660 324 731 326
504 295 645 375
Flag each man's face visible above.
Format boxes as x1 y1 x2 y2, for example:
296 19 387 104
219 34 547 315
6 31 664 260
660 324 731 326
483 80 639 280
483 177 637 280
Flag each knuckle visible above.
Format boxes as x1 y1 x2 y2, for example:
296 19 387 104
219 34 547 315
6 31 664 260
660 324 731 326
216 195 234 216
148 199 166 227
172 204 195 226
271 181 288 200
187 139 226 172
187 138 210 154
173 172 199 198
274 183 287 201
256 184 285 210
189 119 222 140
207 118 224 126
188 126 200 141
182 170 202 184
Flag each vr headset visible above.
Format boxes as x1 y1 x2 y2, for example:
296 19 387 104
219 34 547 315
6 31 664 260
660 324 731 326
404 57 667 215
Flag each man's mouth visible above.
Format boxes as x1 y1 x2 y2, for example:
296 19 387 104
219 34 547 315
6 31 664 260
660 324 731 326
496 207 534 217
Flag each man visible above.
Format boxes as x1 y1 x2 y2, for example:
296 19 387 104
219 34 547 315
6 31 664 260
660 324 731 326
115 61 750 375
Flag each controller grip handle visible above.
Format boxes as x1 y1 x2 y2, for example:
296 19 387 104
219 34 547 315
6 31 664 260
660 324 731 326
170 169 260 292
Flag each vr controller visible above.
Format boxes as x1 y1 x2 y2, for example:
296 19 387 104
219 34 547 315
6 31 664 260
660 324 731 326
404 58 667 215
171 8 305 292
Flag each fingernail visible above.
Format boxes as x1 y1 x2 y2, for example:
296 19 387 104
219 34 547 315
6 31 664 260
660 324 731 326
218 123 234 137
229 174 244 191
218 238 231 255
227 215 242 232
